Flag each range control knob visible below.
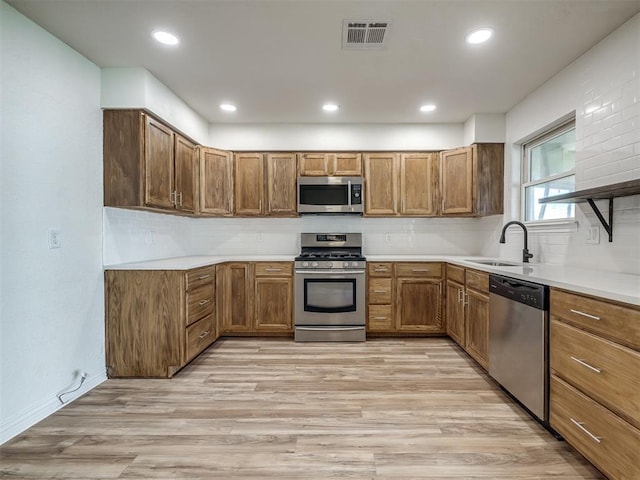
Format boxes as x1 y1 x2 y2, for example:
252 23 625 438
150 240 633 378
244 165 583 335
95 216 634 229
352 261 358 267
312 261 318 267
302 261 309 267
343 262 349 267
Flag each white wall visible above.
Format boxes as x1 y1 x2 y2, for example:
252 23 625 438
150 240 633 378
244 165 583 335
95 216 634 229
103 207 489 265
490 13 640 274
101 67 210 144
208 123 463 151
0 2 105 443
463 113 506 145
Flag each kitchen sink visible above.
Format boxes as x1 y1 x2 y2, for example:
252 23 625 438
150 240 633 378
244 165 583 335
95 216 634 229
464 259 522 267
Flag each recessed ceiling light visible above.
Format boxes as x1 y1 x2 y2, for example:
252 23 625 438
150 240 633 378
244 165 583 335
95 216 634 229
152 30 179 46
219 103 237 112
465 28 494 45
420 104 437 112
322 103 340 112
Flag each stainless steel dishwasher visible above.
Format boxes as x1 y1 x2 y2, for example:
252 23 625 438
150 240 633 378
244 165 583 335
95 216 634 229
489 274 549 424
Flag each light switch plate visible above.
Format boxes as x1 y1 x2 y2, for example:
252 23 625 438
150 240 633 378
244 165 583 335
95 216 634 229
48 228 61 249
586 225 600 244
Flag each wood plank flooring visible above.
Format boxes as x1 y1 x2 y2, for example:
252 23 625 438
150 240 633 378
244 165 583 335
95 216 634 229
1 338 604 479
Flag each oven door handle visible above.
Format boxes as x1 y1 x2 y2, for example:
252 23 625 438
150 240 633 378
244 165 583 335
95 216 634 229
295 270 366 275
296 326 364 331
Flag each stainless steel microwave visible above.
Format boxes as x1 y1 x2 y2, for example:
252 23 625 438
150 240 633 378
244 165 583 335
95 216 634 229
297 176 364 214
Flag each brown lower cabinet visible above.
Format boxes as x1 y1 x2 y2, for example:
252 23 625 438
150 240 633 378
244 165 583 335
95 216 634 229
367 262 445 334
549 288 640 479
218 261 293 335
445 264 489 369
105 265 217 378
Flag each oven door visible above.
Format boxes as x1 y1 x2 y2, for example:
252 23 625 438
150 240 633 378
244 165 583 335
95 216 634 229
295 269 366 326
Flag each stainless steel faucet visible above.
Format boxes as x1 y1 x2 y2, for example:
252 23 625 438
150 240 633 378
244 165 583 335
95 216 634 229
499 221 534 263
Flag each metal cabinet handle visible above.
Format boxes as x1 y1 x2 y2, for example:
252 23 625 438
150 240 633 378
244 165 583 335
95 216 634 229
411 269 430 272
457 288 463 303
178 192 183 206
198 299 210 306
463 292 469 306
570 309 601 321
198 330 211 339
265 268 282 272
570 356 601 374
259 199 262 212
374 268 389 272
373 290 388 294
171 191 177 206
570 418 601 443
268 200 272 212
198 275 211 280
373 316 388 320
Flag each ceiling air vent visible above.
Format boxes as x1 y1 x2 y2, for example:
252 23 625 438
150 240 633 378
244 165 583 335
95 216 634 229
342 20 389 49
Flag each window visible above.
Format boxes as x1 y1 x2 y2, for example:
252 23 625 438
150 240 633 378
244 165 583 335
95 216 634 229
522 120 575 222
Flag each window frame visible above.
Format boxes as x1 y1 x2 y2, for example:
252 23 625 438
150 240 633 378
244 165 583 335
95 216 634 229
521 119 576 224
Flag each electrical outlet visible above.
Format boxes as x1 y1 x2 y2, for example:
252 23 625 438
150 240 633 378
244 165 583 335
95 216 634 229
48 228 61 249
256 232 264 242
586 225 600 244
385 233 392 243
145 230 155 245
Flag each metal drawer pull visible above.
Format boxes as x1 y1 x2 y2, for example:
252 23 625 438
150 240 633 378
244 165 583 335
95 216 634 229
374 268 389 272
570 418 602 443
411 269 430 272
463 292 469 306
373 290 388 294
265 268 282 272
198 330 211 339
198 299 210 306
373 316 388 320
570 309 600 321
198 275 211 280
570 356 601 374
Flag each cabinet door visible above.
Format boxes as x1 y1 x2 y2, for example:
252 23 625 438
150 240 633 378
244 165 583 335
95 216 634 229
400 153 438 215
174 134 197 213
363 153 398 215
266 153 297 216
200 147 233 216
234 153 264 215
333 153 362 176
465 288 489 369
223 263 254 333
254 277 293 331
446 280 465 346
144 115 175 209
395 277 444 333
298 153 329 176
440 146 474 215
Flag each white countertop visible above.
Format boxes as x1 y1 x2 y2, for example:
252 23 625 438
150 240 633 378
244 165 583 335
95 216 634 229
105 254 640 307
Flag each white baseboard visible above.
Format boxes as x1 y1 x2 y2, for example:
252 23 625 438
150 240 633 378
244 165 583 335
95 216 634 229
0 370 107 445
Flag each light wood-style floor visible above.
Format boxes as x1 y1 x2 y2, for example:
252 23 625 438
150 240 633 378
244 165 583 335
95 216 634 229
1 338 603 479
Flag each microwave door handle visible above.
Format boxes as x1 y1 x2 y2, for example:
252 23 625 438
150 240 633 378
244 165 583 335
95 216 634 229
348 180 352 207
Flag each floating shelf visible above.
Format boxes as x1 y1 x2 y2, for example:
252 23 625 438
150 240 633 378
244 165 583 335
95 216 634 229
539 178 640 242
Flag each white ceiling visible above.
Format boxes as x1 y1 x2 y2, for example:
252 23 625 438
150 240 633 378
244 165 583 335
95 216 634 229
7 0 640 124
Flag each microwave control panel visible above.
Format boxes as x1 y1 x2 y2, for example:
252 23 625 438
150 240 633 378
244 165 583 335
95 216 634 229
351 184 362 204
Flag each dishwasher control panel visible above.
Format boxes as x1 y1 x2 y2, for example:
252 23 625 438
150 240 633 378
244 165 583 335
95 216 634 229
489 274 548 310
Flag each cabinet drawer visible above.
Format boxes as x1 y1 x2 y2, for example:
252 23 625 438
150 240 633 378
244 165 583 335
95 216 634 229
551 289 640 350
368 262 393 277
186 283 215 326
551 320 640 427
185 314 216 362
465 269 488 293
186 265 216 291
255 262 292 277
395 262 442 278
368 305 393 331
550 375 640 480
446 264 465 284
369 278 392 304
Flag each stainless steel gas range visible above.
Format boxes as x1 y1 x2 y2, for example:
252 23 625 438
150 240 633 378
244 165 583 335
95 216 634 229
294 233 366 342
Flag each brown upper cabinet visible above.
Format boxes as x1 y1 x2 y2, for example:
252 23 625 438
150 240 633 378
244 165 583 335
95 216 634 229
440 143 504 216
104 110 198 214
298 152 362 176
199 147 233 216
364 153 439 217
234 152 297 216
